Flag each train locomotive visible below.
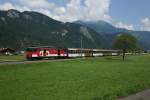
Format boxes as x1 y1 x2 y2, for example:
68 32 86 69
26 46 122 60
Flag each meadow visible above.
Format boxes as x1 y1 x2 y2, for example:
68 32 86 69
0 55 150 100
0 55 25 61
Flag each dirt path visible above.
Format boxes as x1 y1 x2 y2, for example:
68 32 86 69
118 89 150 100
0 58 80 65
0 60 49 65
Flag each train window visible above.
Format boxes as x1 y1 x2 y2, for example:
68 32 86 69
68 50 74 54
72 50 74 54
26 48 36 52
69 50 71 53
71 50 73 54
98 51 102 53
78 50 80 53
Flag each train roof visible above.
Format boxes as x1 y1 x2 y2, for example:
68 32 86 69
68 48 121 51
27 46 55 49
26 46 68 50
68 48 93 50
92 49 121 51
26 47 122 51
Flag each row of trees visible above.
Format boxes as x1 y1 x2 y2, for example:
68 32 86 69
113 33 138 60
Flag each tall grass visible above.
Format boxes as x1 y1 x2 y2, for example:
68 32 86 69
0 54 150 100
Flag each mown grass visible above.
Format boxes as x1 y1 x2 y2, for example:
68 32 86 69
0 55 25 61
0 54 150 100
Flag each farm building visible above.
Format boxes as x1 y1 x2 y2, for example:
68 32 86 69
0 48 15 55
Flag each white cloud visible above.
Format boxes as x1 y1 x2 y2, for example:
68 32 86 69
0 2 31 11
85 0 111 21
0 2 15 10
54 7 66 15
20 0 55 9
114 21 135 30
0 0 111 22
1 0 147 31
141 17 150 31
54 0 112 22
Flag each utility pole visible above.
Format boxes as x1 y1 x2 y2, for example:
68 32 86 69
80 35 83 57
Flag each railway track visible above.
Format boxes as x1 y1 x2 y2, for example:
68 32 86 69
0 60 44 65
0 58 81 65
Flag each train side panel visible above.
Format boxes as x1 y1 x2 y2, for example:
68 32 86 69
26 47 122 60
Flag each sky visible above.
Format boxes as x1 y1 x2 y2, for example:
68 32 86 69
0 0 150 31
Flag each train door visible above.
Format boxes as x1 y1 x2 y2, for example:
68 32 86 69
58 49 60 56
43 49 46 56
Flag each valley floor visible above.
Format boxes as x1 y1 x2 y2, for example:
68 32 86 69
0 54 150 100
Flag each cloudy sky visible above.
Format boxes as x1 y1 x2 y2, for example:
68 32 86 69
0 0 150 31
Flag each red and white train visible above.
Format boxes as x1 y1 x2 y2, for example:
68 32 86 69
26 46 122 60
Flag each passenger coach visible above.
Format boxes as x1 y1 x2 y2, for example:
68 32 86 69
26 46 122 60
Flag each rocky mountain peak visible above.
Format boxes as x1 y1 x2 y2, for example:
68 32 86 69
7 9 20 18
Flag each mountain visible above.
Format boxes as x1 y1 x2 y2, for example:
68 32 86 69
0 9 150 50
0 9 109 50
75 20 127 34
75 20 150 50
130 31 150 50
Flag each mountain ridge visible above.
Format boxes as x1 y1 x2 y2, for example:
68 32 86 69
0 9 150 50
0 9 108 50
74 20 150 50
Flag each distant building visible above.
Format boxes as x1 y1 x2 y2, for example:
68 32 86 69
0 48 15 55
147 50 150 54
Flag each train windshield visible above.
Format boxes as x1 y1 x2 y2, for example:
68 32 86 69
26 48 37 52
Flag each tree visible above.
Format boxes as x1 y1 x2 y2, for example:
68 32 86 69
113 33 138 60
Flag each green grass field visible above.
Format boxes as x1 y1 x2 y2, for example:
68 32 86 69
0 55 25 61
0 55 150 100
